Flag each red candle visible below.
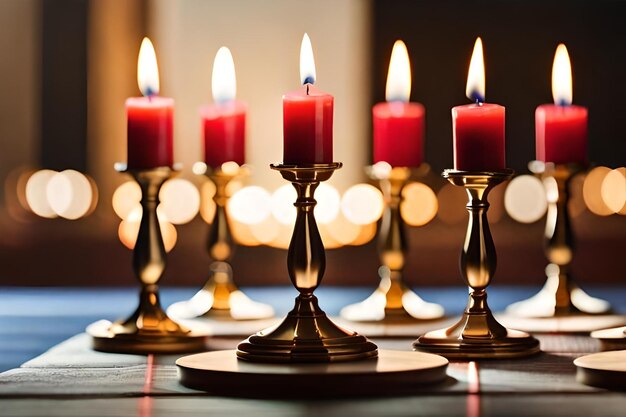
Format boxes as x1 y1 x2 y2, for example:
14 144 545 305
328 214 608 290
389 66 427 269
201 47 246 168
535 44 587 165
283 33 333 165
452 37 505 171
373 40 424 167
126 37 173 170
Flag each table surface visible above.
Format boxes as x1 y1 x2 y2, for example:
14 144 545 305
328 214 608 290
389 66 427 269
1 285 626 417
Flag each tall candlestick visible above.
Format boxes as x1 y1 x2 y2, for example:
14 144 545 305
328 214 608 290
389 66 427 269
452 37 505 171
283 33 333 164
126 37 174 170
201 47 246 168
535 44 587 165
373 40 424 168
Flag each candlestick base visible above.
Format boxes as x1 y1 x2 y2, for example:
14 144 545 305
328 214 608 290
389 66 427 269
88 165 209 354
505 163 612 320
340 267 445 322
167 262 275 321
505 273 612 318
413 170 539 359
413 290 540 359
237 294 378 363
167 163 274 322
575 350 626 391
591 326 626 351
341 164 444 323
237 163 377 363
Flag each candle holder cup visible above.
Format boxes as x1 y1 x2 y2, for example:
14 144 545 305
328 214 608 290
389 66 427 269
505 163 612 318
237 163 378 362
413 169 540 359
340 164 444 322
88 165 208 354
166 163 274 321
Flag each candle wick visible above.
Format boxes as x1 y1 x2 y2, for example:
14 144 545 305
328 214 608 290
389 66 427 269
306 84 310 95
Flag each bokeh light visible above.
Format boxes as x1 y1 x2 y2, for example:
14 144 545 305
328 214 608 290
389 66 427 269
341 183 384 225
504 175 547 223
159 178 200 224
271 184 297 225
315 183 341 224
112 181 142 220
266 223 293 250
25 170 58 218
583 166 613 216
118 207 177 252
350 222 377 246
46 170 94 220
401 182 438 226
601 168 626 214
249 216 281 245
229 220 260 246
199 180 217 223
228 186 271 224
326 213 361 245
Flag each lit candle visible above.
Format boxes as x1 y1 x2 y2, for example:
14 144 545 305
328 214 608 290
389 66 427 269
373 40 424 167
126 37 174 169
283 33 333 164
452 37 505 171
535 44 587 165
201 47 246 169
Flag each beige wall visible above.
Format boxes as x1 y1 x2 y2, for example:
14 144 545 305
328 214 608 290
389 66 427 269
0 0 40 198
148 0 372 190
88 0 145 223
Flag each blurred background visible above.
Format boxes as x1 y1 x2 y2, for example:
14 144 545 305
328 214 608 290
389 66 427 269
0 0 625 288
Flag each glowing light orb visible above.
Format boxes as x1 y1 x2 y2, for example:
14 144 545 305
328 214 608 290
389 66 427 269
112 181 142 220
601 168 626 214
351 222 377 246
159 179 200 224
228 186 271 225
271 184 297 225
46 170 94 220
583 167 613 216
341 184 384 225
315 183 340 224
504 175 548 223
25 170 58 218
249 216 280 245
327 214 361 245
401 182 438 226
118 207 177 252
200 183 217 224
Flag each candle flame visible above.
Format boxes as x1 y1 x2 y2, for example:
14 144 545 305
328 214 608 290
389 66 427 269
465 37 485 103
552 44 573 106
137 37 160 97
385 40 411 102
300 33 316 85
212 46 237 104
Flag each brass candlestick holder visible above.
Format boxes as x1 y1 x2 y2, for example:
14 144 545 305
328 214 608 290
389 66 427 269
506 163 611 317
237 163 378 362
167 163 274 321
413 169 539 359
340 164 444 322
88 165 208 354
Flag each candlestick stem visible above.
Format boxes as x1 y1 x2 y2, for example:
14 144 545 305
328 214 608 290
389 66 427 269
237 163 378 362
167 164 274 321
340 165 444 322
413 169 539 359
505 164 611 317
88 166 208 353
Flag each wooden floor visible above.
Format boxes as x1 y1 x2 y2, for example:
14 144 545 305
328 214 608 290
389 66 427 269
1 286 626 416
